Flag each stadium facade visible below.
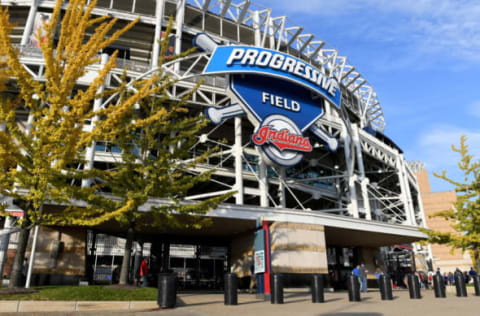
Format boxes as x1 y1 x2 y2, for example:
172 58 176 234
0 0 430 289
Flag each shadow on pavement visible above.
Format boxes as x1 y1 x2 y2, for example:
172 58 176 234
323 297 343 303
319 312 383 316
176 298 223 307
238 299 268 306
284 298 310 304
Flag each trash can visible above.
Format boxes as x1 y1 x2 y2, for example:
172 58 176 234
311 274 324 303
433 273 446 298
271 274 284 304
157 273 176 309
407 274 421 299
224 273 238 305
347 275 361 302
379 275 393 300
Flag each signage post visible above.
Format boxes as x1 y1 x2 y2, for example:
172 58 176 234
263 220 271 298
254 219 265 295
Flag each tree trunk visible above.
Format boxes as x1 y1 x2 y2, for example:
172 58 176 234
8 227 30 288
119 227 134 285
474 247 480 274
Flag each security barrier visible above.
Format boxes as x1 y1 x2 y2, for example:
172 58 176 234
224 273 238 305
379 275 393 300
311 274 325 303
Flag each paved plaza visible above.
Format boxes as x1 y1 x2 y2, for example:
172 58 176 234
1 288 480 316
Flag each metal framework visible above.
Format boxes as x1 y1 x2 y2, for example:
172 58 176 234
1 0 426 231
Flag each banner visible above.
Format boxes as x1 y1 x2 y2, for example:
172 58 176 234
204 45 341 108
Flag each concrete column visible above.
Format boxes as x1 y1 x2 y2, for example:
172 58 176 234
351 124 365 177
0 217 14 279
174 0 185 72
151 0 165 68
267 13 275 49
342 127 359 218
21 0 39 46
395 153 414 225
258 155 269 207
416 190 428 228
351 124 371 220
253 11 261 47
400 155 416 225
82 54 109 188
234 117 244 205
361 178 372 220
278 168 286 208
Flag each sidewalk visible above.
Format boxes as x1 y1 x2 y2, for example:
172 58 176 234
1 288 480 315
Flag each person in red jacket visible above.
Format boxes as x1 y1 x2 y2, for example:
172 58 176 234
140 257 148 287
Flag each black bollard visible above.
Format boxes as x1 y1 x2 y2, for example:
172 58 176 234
433 274 446 298
157 273 176 309
224 273 238 305
473 275 480 296
347 275 361 302
454 272 467 297
271 274 284 304
311 274 324 303
379 275 393 300
407 274 421 299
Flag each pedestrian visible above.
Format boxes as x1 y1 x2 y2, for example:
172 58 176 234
443 272 448 285
139 257 148 287
448 272 454 286
374 267 383 280
427 270 433 289
22 258 28 285
418 272 426 289
352 265 360 290
464 271 470 284
249 264 256 294
469 267 477 279
352 265 360 277
359 263 368 293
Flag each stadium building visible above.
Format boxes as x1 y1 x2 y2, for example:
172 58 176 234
0 0 430 289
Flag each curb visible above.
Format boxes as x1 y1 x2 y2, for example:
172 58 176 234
0 300 158 313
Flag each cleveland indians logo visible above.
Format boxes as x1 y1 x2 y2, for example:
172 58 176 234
194 33 340 167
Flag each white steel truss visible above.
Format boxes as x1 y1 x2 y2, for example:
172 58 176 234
2 0 426 230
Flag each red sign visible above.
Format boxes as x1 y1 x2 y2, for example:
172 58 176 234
252 126 312 152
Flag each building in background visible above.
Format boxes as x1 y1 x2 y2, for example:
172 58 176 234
1 0 428 289
411 162 473 273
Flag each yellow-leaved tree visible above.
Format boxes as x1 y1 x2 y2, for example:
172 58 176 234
51 18 234 285
0 0 161 287
421 136 480 273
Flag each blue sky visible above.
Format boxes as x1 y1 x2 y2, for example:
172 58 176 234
258 0 480 192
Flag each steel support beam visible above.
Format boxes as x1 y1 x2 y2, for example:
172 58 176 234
82 54 109 188
174 0 185 72
343 127 359 218
21 0 39 46
151 0 165 68
234 117 244 204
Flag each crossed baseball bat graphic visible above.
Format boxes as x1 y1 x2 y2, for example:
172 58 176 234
196 33 338 151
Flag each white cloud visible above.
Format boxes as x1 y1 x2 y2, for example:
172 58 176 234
259 0 480 64
401 124 480 191
468 101 480 118
411 125 480 172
